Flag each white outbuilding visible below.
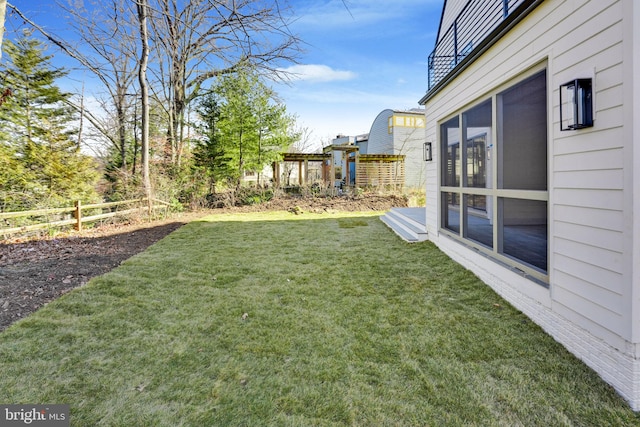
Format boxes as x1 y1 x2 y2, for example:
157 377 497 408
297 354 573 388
365 109 426 189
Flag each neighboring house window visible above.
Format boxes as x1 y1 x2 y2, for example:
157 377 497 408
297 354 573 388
393 115 426 129
440 68 548 283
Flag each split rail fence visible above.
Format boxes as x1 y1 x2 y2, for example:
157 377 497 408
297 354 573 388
0 198 170 238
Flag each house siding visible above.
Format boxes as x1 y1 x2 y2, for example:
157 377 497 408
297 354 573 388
550 0 626 342
423 0 639 409
394 126 426 189
367 110 394 154
438 0 467 41
368 109 426 188
630 0 640 349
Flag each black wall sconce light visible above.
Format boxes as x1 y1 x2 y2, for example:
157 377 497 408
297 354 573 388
560 78 593 131
423 142 432 162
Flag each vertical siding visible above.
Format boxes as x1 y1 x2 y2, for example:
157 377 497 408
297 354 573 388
424 0 631 346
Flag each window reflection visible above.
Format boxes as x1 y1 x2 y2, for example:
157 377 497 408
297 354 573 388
500 198 548 271
441 117 460 187
499 71 547 191
442 192 460 233
465 195 492 248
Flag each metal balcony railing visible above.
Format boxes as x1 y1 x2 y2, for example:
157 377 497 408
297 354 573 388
427 0 528 91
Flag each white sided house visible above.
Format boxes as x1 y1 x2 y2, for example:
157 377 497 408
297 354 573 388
366 109 427 189
419 0 640 410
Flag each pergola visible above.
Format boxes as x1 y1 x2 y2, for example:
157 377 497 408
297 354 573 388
272 153 330 187
272 150 405 189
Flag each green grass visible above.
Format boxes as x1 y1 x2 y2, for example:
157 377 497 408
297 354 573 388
1 211 638 426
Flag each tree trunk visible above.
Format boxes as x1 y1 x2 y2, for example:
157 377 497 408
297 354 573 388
237 129 244 192
137 0 151 199
77 82 85 151
132 102 139 175
116 93 127 170
0 0 6 59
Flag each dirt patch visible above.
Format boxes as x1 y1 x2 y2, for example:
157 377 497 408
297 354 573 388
233 193 407 213
0 194 406 331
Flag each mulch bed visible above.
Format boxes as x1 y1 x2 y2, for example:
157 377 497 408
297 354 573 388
0 218 193 331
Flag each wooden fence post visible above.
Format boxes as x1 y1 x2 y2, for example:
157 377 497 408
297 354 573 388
75 200 82 231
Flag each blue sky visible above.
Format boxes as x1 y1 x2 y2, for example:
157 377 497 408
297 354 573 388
4 0 443 150
279 0 442 147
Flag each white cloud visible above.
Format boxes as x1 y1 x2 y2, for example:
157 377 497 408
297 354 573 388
279 64 357 83
291 0 441 31
281 83 421 107
278 84 423 140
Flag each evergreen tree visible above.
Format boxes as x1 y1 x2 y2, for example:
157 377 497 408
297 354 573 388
254 96 299 187
216 71 259 189
193 92 233 194
0 32 99 209
212 70 296 189
0 141 35 210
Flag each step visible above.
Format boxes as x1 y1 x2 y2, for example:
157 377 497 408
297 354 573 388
386 208 426 232
380 209 428 243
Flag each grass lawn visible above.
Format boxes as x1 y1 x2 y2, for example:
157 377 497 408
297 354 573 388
1 211 639 426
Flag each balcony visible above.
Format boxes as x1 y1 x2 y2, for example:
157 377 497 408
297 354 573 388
427 0 531 91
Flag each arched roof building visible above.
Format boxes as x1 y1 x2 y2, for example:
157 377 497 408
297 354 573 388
365 108 426 189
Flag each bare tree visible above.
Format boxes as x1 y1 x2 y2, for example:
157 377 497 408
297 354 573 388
0 0 10 106
0 0 6 59
289 125 317 153
60 0 139 171
7 2 139 168
136 0 151 198
147 0 301 167
280 125 319 187
6 0 303 197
